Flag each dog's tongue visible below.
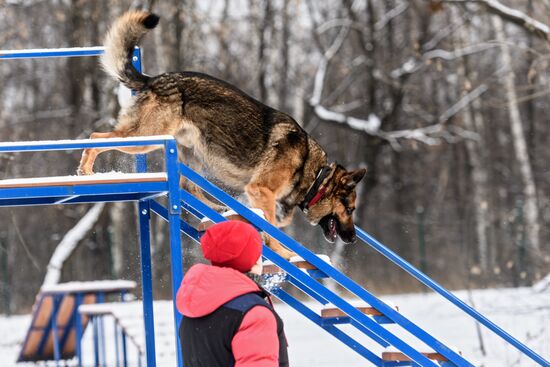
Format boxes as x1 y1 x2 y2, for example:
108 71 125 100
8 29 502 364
329 218 337 240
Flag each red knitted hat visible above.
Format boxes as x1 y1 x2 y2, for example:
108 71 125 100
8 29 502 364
200 221 262 272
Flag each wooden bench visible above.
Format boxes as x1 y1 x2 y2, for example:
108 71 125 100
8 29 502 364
79 300 176 366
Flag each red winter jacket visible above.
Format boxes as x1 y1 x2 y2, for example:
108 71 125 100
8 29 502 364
176 264 283 367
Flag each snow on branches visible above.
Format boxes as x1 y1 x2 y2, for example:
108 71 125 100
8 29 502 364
308 14 482 149
443 0 550 41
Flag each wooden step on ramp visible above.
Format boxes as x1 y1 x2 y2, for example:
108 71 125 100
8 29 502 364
197 209 266 232
321 300 398 318
262 255 332 275
381 346 461 362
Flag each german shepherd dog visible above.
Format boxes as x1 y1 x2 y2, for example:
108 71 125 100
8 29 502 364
78 11 366 259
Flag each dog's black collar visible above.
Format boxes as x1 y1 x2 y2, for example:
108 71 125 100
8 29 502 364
299 164 334 213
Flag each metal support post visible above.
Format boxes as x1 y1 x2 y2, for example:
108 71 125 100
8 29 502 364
93 316 100 367
138 199 157 367
51 296 62 366
74 294 83 367
166 139 184 367
132 47 147 173
114 322 120 367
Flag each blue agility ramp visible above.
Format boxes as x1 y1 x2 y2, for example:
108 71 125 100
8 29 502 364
0 47 548 367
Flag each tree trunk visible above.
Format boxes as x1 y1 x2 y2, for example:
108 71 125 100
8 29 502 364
455 14 491 273
257 0 272 102
492 16 541 259
277 0 291 111
43 203 105 287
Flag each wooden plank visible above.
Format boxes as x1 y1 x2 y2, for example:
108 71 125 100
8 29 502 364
0 173 167 189
23 330 43 358
381 351 449 362
56 295 74 326
34 296 53 328
262 260 317 274
62 329 76 355
198 214 250 232
321 306 383 318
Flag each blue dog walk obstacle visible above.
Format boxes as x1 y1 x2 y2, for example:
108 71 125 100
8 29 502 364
0 47 548 367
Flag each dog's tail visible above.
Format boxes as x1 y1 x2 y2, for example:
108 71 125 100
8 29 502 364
101 11 159 90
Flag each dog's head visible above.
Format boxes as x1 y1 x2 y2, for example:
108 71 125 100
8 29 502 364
304 164 366 244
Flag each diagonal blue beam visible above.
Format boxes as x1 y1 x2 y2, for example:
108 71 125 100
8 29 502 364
36 295 62 358
178 187 439 367
178 163 469 367
356 226 550 367
272 288 383 366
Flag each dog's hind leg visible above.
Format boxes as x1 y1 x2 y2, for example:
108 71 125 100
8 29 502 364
180 176 227 212
245 182 297 260
77 131 161 175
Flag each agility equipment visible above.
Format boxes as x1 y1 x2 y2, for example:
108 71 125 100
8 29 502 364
0 47 548 367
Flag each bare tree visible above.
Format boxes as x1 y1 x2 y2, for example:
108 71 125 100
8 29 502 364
492 15 541 260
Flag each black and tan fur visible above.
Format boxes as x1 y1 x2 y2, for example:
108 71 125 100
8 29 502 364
79 11 366 259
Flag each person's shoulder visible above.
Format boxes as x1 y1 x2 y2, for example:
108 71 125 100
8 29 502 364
224 292 269 313
240 305 277 330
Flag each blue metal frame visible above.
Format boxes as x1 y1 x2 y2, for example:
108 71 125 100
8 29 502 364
138 199 157 367
75 293 83 367
36 295 62 358
165 139 185 367
355 227 550 367
2 46 548 367
0 46 104 59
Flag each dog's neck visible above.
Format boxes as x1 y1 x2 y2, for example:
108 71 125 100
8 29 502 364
299 163 335 212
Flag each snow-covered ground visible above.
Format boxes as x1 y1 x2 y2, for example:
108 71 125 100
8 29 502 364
1 286 548 367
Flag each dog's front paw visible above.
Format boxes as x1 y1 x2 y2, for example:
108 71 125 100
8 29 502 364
77 167 93 176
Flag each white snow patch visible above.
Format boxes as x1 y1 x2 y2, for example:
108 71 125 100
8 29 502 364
41 280 136 294
0 172 167 188
0 135 175 149
288 254 332 265
533 273 550 293
1 287 549 366
200 208 266 222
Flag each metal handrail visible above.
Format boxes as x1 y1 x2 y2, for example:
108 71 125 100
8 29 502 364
356 227 550 367
0 136 175 153
0 46 104 59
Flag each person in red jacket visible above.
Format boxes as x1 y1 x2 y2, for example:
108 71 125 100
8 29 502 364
176 220 289 367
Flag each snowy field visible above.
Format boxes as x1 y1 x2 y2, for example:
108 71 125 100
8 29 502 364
1 286 549 367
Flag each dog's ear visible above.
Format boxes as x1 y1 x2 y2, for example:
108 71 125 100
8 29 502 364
340 168 367 190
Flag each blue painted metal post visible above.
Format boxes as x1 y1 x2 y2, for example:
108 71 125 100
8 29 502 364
122 329 128 367
166 139 184 367
132 47 147 172
97 292 107 366
51 296 61 366
138 199 157 367
132 47 158 366
114 321 120 367
355 226 550 367
93 316 100 367
75 294 83 367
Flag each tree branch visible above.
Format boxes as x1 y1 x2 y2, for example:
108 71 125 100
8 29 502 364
443 0 550 41
42 203 105 287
